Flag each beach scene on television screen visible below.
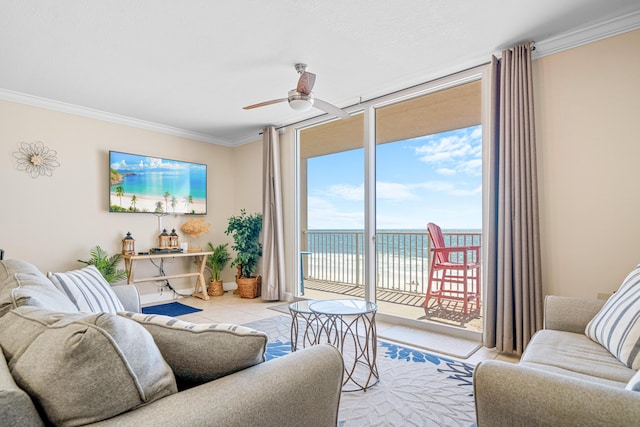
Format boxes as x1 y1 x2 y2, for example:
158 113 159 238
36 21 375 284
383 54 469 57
110 152 206 214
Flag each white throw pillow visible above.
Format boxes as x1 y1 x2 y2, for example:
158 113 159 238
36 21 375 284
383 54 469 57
48 265 125 313
11 272 79 313
586 265 640 369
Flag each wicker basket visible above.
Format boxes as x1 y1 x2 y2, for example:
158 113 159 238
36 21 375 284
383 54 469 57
208 280 224 297
236 276 261 299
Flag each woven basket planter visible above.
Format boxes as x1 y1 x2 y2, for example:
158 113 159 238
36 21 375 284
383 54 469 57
208 280 224 297
236 276 261 299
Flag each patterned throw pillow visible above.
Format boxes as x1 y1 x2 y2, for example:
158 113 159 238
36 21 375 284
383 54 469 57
585 265 640 369
48 265 125 313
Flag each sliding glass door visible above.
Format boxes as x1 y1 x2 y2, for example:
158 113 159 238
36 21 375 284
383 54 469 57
372 81 483 329
297 71 484 332
298 113 365 303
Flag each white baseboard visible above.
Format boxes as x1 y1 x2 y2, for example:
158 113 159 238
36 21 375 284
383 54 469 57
139 287 194 305
223 281 237 291
139 282 238 305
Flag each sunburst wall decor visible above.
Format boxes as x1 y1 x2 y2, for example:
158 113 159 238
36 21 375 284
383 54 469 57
12 141 60 178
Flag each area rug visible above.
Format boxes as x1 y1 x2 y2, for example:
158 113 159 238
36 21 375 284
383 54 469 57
141 301 203 316
243 315 476 427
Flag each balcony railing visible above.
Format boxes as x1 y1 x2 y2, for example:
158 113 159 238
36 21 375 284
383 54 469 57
303 230 482 296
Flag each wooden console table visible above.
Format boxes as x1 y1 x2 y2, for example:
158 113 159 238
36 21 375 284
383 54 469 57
123 251 213 300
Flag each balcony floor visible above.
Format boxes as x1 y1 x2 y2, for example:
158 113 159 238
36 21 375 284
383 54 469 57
303 278 483 333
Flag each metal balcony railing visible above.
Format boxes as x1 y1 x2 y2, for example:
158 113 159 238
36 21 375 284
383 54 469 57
303 230 482 296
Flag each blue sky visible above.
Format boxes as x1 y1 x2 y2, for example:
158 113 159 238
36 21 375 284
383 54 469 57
307 125 482 230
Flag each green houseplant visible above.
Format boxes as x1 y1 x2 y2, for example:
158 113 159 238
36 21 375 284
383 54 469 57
206 242 231 297
225 209 263 298
78 246 127 284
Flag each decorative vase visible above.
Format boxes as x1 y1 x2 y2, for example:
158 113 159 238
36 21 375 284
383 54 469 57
236 276 261 299
208 279 224 297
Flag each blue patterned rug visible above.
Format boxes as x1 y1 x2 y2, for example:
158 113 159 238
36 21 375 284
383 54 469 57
243 315 476 427
142 301 202 317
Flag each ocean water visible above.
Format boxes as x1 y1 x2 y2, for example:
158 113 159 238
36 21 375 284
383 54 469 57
111 168 206 199
306 229 481 257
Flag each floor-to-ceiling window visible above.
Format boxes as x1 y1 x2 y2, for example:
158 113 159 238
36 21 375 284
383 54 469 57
297 71 484 333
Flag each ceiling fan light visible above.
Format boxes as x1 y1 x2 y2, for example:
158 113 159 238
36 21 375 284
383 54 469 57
288 90 314 112
289 99 313 112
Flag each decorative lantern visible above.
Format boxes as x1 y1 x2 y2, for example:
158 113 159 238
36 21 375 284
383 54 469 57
169 229 179 249
158 229 170 248
121 232 135 255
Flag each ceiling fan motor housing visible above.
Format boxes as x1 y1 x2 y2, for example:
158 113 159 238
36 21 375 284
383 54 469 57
288 89 314 112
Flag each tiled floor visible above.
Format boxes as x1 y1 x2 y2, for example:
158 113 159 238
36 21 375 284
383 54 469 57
150 291 520 365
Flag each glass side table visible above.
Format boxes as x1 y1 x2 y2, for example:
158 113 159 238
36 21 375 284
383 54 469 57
310 299 379 392
288 300 322 352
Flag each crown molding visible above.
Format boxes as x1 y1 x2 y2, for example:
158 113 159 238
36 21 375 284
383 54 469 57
534 10 640 58
0 88 235 146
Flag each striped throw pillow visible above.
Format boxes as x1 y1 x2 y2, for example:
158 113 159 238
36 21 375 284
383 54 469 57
119 312 267 384
585 265 640 369
48 266 125 313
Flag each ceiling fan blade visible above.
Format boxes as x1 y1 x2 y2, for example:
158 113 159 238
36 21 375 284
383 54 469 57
243 98 288 110
296 72 316 95
313 98 350 119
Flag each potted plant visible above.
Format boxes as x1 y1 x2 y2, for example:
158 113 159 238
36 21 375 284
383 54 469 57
225 209 263 298
206 242 231 297
78 246 127 284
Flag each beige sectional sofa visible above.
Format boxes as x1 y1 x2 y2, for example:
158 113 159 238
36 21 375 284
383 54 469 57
0 259 344 427
474 293 640 426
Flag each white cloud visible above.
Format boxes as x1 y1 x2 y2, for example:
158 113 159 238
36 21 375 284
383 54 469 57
450 185 482 196
436 168 456 175
148 157 163 168
327 182 420 202
413 180 480 197
328 183 364 201
458 158 482 176
414 181 455 192
307 196 363 229
377 182 419 201
413 126 482 176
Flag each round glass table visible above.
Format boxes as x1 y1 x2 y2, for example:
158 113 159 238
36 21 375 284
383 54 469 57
309 299 379 392
288 300 322 352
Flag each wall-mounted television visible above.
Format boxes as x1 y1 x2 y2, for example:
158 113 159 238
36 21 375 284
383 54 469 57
109 151 207 214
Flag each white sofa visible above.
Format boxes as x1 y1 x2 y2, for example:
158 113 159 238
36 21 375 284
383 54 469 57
0 259 344 427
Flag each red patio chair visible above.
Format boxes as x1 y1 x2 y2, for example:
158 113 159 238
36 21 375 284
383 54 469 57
423 223 481 319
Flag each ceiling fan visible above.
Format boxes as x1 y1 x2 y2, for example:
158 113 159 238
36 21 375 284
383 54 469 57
243 63 349 119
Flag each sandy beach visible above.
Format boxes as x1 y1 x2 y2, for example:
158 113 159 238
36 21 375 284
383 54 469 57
110 192 206 214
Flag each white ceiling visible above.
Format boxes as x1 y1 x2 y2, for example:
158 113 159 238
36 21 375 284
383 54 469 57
1 1 639 146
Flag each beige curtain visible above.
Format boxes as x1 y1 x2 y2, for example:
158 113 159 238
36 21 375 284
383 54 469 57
261 126 286 300
484 43 543 355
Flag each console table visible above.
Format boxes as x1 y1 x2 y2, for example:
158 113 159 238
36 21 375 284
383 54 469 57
122 251 213 300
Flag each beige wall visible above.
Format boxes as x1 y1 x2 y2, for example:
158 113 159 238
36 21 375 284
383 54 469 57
535 28 640 298
0 100 240 302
